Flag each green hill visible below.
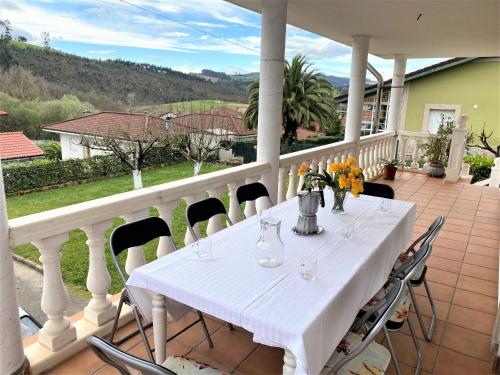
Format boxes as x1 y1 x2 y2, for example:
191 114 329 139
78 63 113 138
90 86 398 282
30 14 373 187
2 41 248 110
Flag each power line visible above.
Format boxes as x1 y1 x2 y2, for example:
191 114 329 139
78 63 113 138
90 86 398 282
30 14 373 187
113 0 263 56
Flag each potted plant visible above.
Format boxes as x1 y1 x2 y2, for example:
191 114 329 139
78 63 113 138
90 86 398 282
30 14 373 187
300 156 364 214
380 158 402 180
422 115 455 178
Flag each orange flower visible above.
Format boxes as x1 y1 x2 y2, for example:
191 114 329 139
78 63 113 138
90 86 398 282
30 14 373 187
351 166 362 177
339 162 348 170
346 156 357 166
351 178 364 198
328 163 339 174
297 162 309 176
338 174 350 189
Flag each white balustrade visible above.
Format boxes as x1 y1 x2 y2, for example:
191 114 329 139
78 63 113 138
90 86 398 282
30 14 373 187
33 233 77 351
227 181 243 224
243 177 257 217
399 131 431 173
155 201 179 257
286 164 298 200
82 220 116 326
277 167 288 204
123 209 149 274
207 186 227 235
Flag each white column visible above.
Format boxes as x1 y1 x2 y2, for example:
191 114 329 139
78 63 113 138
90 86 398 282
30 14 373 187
82 220 116 326
0 161 27 374
155 201 178 258
344 35 370 158
227 182 243 224
445 115 469 182
256 0 287 203
387 55 407 133
34 233 77 351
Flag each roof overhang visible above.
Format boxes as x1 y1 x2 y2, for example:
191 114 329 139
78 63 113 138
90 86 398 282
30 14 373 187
226 0 500 58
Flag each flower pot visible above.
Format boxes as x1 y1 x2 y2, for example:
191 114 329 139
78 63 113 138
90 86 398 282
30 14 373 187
383 166 398 180
427 163 445 178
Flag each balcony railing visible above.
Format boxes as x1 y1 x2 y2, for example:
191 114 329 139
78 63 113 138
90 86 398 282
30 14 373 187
398 131 431 172
8 132 397 373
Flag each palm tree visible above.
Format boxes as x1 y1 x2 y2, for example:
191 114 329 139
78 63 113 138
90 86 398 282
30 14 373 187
244 54 337 145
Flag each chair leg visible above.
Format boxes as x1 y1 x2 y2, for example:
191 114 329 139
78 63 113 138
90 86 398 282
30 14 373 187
383 326 403 375
423 277 436 340
408 283 433 342
109 292 153 346
132 307 155 363
197 311 214 348
406 314 423 375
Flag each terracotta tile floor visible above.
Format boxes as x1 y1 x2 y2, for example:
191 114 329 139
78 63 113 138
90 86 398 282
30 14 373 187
48 172 500 375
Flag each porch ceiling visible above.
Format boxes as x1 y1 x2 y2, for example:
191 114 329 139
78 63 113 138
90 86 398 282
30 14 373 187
225 0 500 58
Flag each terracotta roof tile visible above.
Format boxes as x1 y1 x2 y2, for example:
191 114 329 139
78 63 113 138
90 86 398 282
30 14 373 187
173 111 255 136
43 112 174 140
0 132 45 160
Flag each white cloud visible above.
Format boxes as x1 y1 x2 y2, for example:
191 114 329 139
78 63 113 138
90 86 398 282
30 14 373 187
176 65 200 74
86 6 109 17
188 21 227 28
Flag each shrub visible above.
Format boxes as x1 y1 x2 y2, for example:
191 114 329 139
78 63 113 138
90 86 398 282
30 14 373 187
3 147 182 194
463 154 494 183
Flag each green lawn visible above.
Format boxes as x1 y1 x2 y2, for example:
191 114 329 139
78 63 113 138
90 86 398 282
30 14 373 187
138 100 247 116
8 161 231 296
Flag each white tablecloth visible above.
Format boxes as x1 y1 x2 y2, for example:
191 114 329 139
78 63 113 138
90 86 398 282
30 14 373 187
127 190 416 375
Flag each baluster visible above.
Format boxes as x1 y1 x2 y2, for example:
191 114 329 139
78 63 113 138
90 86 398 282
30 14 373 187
411 139 421 169
184 195 201 245
399 135 409 167
155 201 178 257
326 155 333 173
123 209 149 274
310 158 318 172
318 156 326 175
82 220 116 326
376 140 384 174
207 186 226 234
277 167 287 204
366 144 374 179
358 148 365 178
243 178 257 217
286 165 298 200
33 233 77 351
297 160 307 194
227 182 243 223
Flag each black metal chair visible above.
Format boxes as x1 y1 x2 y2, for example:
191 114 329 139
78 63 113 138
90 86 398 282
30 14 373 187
392 216 445 342
322 280 406 375
185 197 233 241
362 182 395 199
235 182 273 218
87 335 222 375
109 217 213 362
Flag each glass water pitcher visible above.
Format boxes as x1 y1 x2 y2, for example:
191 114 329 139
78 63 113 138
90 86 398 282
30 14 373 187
255 216 284 268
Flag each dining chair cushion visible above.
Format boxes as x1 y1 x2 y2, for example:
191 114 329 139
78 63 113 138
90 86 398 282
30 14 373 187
163 356 224 375
393 253 427 284
361 285 411 330
321 332 391 375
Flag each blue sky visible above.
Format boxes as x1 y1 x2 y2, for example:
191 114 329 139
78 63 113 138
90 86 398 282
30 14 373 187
2 0 444 79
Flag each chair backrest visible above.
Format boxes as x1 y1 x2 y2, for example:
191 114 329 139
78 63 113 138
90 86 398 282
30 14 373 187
87 335 176 375
362 182 395 199
406 216 445 254
392 243 432 283
185 197 232 241
109 216 176 285
236 182 273 206
332 280 405 372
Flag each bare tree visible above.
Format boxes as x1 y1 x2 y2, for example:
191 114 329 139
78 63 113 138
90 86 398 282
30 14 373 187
80 119 166 189
0 19 12 40
41 31 50 48
170 114 234 176
467 124 500 157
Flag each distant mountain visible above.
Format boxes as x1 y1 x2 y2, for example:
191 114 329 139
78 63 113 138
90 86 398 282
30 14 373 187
200 69 367 90
1 41 248 110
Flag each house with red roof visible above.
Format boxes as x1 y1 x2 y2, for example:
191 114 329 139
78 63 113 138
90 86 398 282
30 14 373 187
43 112 174 160
0 132 45 162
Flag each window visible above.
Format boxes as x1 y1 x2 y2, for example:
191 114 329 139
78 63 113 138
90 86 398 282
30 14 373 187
422 104 461 133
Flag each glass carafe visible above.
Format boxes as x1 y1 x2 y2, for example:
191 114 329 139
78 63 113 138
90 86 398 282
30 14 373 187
255 217 284 268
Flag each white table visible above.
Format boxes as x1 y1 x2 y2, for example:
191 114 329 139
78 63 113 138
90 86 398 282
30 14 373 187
127 191 416 375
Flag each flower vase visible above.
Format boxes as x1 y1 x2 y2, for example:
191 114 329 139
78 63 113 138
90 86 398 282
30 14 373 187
332 189 347 214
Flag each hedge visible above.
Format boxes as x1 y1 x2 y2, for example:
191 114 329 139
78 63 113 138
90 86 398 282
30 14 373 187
463 154 494 184
3 146 182 194
232 136 344 163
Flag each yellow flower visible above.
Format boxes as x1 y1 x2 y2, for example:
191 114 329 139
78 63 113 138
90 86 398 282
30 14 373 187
328 163 339 174
339 162 348 170
351 178 364 198
338 174 350 189
351 166 362 177
297 162 309 176
346 156 357 166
